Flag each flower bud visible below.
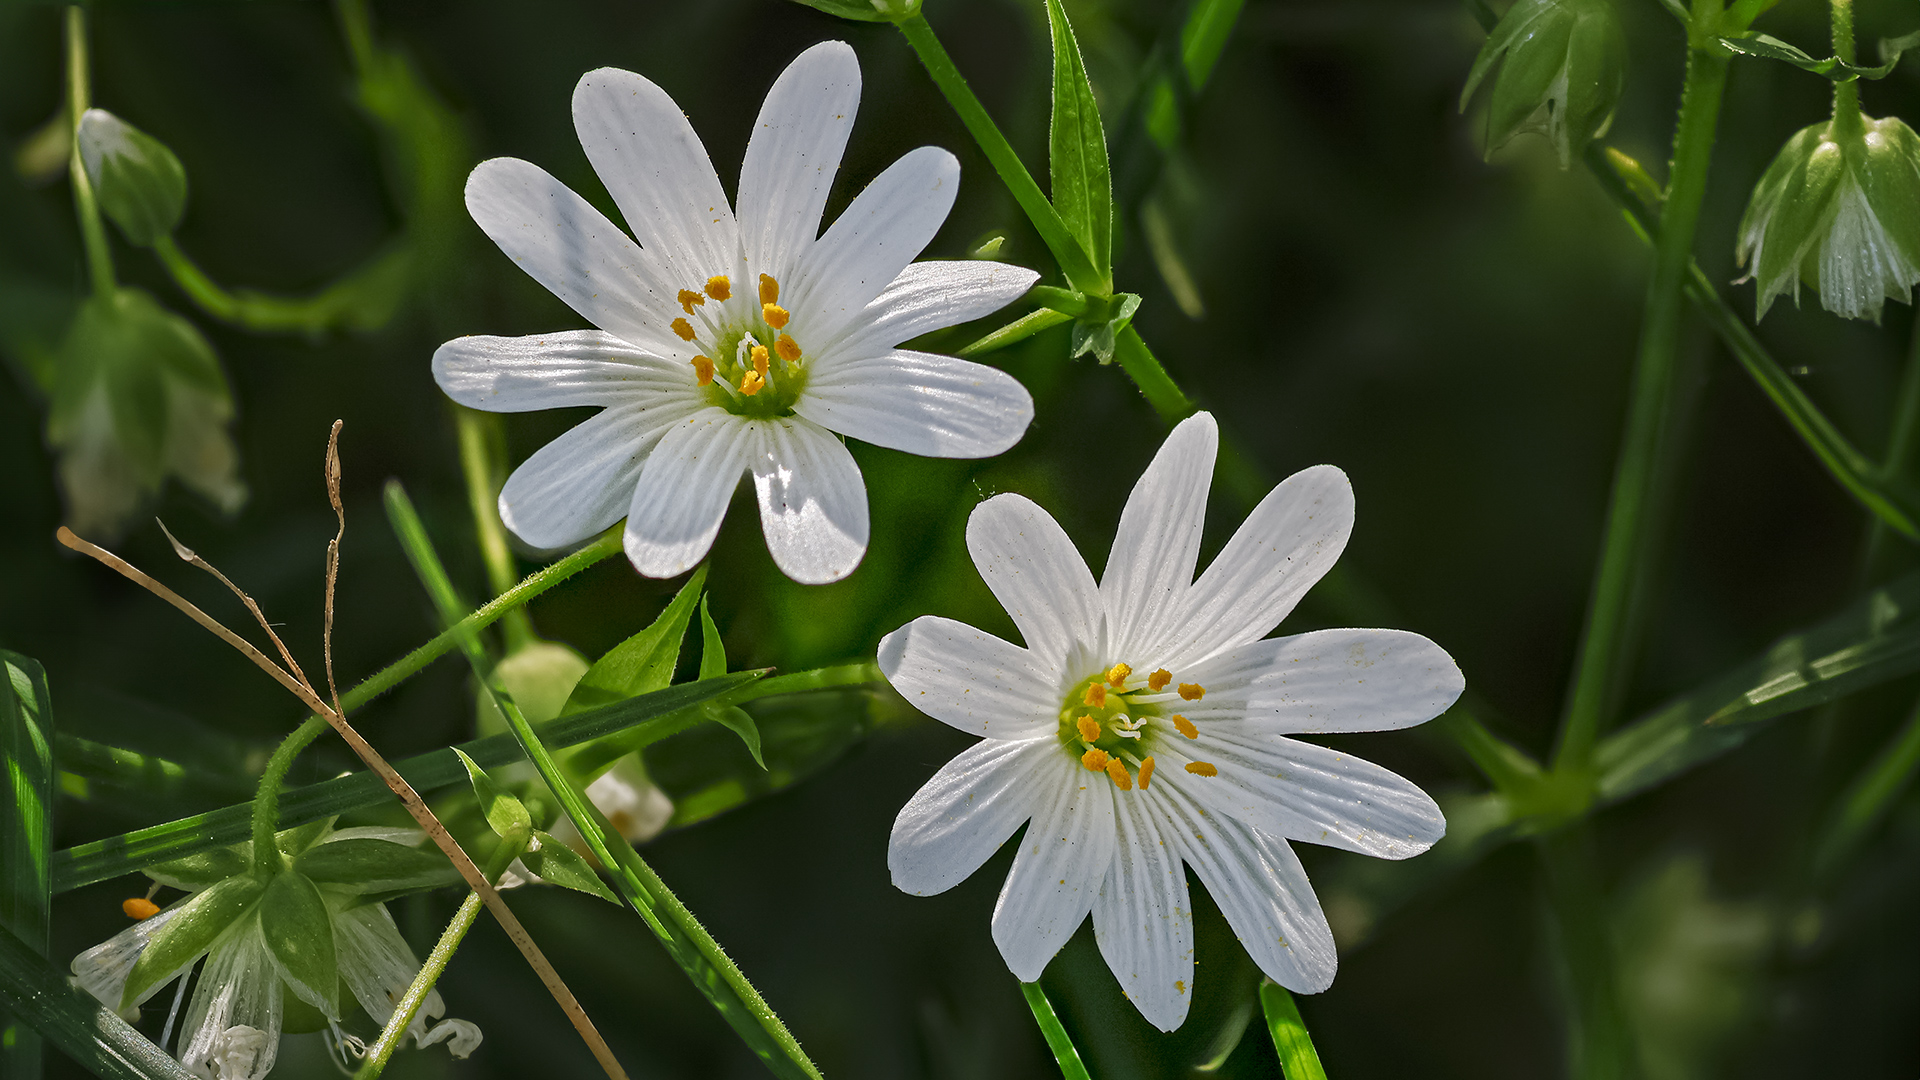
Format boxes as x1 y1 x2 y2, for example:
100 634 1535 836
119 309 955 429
1737 110 1920 322
76 109 187 247
1460 0 1628 168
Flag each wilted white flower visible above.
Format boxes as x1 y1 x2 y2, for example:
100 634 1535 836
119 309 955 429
435 41 1037 585
880 412 1462 1030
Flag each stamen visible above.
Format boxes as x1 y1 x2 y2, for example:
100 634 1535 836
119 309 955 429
1138 756 1156 789
750 345 770 377
763 303 790 329
1081 747 1110 772
1083 683 1107 708
705 275 732 301
1184 761 1218 777
1178 682 1206 701
691 356 715 386
740 370 765 395
1106 662 1132 687
759 274 779 305
1148 668 1172 691
1076 715 1102 743
121 897 160 920
1172 714 1199 739
677 289 706 315
775 333 802 362
671 317 696 342
1105 758 1133 790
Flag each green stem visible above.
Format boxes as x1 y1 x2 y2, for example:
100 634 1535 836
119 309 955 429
1554 39 1731 777
1813 694 1920 881
1258 980 1329 1080
456 407 532 651
1113 326 1195 423
247 717 329 875
151 233 405 334
1537 832 1631 1080
65 7 113 298
1019 983 1092 1080
1831 0 1862 131
894 12 1103 293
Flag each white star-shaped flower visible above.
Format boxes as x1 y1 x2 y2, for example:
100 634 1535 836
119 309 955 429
879 412 1463 1030
434 41 1038 584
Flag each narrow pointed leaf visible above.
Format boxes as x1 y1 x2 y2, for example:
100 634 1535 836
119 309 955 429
1180 0 1247 90
1046 0 1113 282
1020 982 1091 1080
564 567 708 713
1259 981 1328 1080
452 748 532 839
698 596 726 682
523 831 619 904
1 651 53 1078
710 706 766 771
0 923 197 1080
294 838 460 895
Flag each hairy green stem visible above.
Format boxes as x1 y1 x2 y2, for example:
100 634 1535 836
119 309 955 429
1258 981 1329 1080
1831 0 1862 132
456 407 532 651
1113 327 1195 423
65 7 113 298
1019 983 1092 1080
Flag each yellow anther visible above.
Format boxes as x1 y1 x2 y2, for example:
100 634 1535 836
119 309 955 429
122 897 160 920
671 317 696 341
759 273 779 305
1138 756 1156 790
1076 715 1102 744
1184 761 1218 777
1148 668 1172 691
763 303 790 329
1172 714 1199 739
775 333 802 362
677 289 705 315
705 275 731 301
750 345 770 376
1083 683 1107 708
691 356 715 386
1178 682 1206 701
1080 747 1110 772
1105 758 1133 790
1106 663 1132 688
740 370 765 396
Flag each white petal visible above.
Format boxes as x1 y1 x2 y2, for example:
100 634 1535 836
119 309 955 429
463 157 685 356
737 42 860 287
812 260 1041 358
623 412 753 578
70 904 191 1011
433 330 699 412
966 494 1103 675
789 146 959 345
793 349 1032 459
1101 412 1218 663
1159 785 1337 994
499 400 711 550
747 419 869 584
1092 790 1194 1031
572 68 740 279
178 917 283 1080
1177 629 1465 735
877 616 1060 738
889 737 1051 896
1165 465 1354 669
990 762 1117 981
332 903 444 1047
1158 731 1444 859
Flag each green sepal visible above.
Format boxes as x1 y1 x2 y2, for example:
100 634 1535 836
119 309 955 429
563 565 707 714
785 0 915 21
1046 0 1113 284
258 871 336 1016
711 705 765 771
1719 28 1920 83
274 818 337 861
522 831 619 905
1736 123 1846 314
1857 115 1920 270
121 874 263 1009
1462 0 1626 167
697 596 727 682
1070 293 1141 364
293 838 460 896
76 109 187 248
281 984 339 1034
453 748 531 839
143 845 248 893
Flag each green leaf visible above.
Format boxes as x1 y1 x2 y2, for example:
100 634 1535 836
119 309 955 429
1 651 53 1078
563 566 709 714
143 846 248 893
123 874 263 1009
710 706 766 771
1046 0 1114 284
76 109 187 247
0 923 198 1080
452 747 532 839
1259 981 1329 1080
294 838 460 895
258 871 336 1015
1180 0 1247 91
698 596 727 682
1718 30 1918 82
523 831 619 904
1069 293 1141 364
654 687 879 829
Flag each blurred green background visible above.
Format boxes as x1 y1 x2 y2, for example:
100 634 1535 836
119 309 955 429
5 0 1920 1077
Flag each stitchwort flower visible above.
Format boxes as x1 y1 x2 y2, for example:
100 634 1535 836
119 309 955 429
434 41 1037 584
879 413 1463 1030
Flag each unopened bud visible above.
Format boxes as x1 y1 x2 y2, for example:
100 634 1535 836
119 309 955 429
1460 0 1628 168
76 109 187 248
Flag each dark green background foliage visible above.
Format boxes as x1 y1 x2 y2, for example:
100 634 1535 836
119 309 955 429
4 0 1919 1077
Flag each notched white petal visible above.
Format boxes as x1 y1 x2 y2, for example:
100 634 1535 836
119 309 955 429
794 349 1033 460
991 769 1117 981
433 330 695 413
890 737 1050 896
965 494 1103 674
877 616 1059 738
1101 412 1218 663
749 419 870 585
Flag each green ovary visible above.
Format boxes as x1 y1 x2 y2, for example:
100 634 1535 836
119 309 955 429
701 320 810 419
1056 670 1161 763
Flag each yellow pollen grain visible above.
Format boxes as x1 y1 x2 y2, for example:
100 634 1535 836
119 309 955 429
775 333 802 362
122 897 160 921
671 317 696 341
1138 756 1156 789
1105 758 1133 790
759 273 779 305
1080 747 1110 772
1083 683 1107 708
1106 662 1132 687
1178 682 1206 701
1185 761 1218 777
1175 980 1186 994
763 303 790 329
1076 715 1102 743
740 370 765 396
1172 714 1199 739
705 275 731 301
750 345 770 376
677 288 705 314
691 355 715 386
1148 668 1172 691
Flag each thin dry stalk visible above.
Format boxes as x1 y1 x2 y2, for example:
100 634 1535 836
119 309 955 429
324 419 346 719
154 518 311 690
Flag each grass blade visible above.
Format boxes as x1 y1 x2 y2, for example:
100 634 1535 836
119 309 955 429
1258 981 1328 1080
2 651 53 1079
0 923 195 1080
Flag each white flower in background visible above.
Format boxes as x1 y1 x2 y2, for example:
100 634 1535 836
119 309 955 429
434 41 1038 585
879 412 1462 1031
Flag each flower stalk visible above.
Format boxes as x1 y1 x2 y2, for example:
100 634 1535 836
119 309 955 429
65 7 114 299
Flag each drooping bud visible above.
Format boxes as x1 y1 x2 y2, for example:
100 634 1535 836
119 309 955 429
1460 0 1628 168
1737 110 1920 322
76 109 187 247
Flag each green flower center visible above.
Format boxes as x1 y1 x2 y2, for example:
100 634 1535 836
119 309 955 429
1054 663 1213 792
671 272 811 419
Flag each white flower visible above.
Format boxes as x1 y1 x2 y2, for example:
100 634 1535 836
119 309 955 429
879 412 1463 1031
434 41 1038 584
